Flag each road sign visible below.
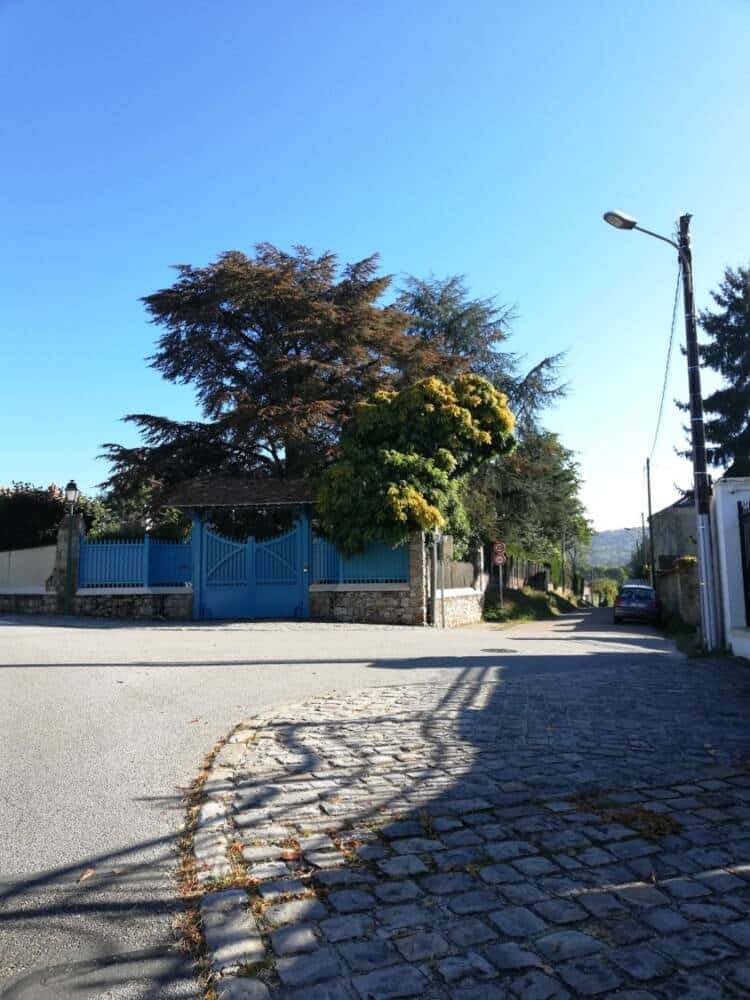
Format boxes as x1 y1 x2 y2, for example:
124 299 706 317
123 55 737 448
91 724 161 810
492 541 506 565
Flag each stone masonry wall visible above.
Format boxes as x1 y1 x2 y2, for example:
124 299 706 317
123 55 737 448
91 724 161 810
310 534 428 626
439 591 484 628
73 592 192 620
0 593 58 615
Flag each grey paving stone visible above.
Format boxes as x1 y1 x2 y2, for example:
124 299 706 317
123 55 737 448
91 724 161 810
512 856 559 877
486 839 538 861
433 846 488 870
277 946 342 987
376 854 428 878
454 984 511 1000
248 860 289 880
729 962 750 991
352 964 428 999
695 869 746 893
270 922 319 955
577 891 628 918
510 970 570 999
660 876 712 899
393 929 450 962
373 879 422 904
241 844 284 863
557 956 623 995
315 868 377 888
480 863 524 884
329 890 376 913
376 903 431 930
576 846 615 866
379 820 423 839
339 938 400 973
718 919 750 948
600 916 652 946
437 950 497 983
609 944 674 981
641 906 691 933
449 889 500 914
287 982 354 1000
680 901 739 923
200 889 264 971
657 929 739 967
421 871 477 895
257 877 307 900
390 836 443 854
534 898 586 925
488 906 548 937
536 930 604 960
320 913 374 943
502 882 549 905
264 896 327 926
485 941 543 971
616 883 670 907
657 971 726 998
447 916 497 948
215 978 272 999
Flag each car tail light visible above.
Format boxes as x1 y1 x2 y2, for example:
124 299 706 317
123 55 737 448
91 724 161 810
615 597 623 606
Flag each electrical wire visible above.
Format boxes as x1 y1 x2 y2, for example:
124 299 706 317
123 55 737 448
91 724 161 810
649 261 683 462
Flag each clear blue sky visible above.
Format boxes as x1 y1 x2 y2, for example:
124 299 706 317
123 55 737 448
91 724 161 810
2 0 748 530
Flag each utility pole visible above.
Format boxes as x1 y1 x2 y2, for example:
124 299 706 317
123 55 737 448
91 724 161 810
645 458 656 588
641 512 647 561
678 214 719 650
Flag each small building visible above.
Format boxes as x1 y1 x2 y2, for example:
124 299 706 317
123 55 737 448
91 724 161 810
651 493 697 570
712 476 750 659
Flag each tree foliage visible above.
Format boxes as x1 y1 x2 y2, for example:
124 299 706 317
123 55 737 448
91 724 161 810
397 275 567 430
0 483 65 550
102 245 449 503
697 265 750 474
316 375 515 553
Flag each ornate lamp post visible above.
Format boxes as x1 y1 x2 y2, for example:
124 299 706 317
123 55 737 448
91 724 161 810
64 479 80 615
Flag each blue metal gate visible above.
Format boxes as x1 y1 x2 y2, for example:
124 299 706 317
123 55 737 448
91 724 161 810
193 517 309 620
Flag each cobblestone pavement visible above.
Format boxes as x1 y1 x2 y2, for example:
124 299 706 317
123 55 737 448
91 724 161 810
193 633 750 998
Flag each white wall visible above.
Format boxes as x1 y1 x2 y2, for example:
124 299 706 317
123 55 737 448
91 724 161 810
712 477 750 656
0 545 56 593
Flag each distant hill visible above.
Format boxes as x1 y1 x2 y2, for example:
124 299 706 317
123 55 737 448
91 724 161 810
585 528 640 567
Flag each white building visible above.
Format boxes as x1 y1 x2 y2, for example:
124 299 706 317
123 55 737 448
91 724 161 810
712 477 750 659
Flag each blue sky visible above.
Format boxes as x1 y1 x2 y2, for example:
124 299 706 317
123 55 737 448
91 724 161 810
1 0 748 530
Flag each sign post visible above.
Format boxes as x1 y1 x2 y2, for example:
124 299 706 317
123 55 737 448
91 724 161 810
492 541 507 611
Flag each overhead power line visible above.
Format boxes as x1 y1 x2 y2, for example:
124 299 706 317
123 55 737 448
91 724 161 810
649 261 683 462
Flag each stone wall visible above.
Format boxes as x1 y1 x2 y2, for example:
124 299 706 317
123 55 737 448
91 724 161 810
656 561 699 627
0 593 58 615
310 587 419 625
437 589 484 628
72 591 192 620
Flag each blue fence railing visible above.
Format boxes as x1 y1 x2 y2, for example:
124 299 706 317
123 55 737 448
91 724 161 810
78 536 192 588
78 533 408 589
312 536 409 584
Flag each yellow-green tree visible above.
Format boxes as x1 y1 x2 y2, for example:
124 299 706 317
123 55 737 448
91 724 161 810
316 374 515 553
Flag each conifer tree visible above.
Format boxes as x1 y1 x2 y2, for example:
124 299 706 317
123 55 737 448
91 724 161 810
698 265 750 474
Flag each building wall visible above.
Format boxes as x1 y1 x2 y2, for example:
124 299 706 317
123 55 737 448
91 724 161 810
656 562 699 627
712 477 750 656
651 504 697 568
0 544 56 592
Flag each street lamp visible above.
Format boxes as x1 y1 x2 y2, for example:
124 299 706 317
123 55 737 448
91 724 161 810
64 479 80 615
602 210 719 650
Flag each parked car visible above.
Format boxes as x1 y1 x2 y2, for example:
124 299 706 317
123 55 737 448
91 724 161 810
613 582 660 624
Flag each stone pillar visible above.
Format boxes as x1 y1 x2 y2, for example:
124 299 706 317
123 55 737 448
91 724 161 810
407 533 428 625
49 514 85 613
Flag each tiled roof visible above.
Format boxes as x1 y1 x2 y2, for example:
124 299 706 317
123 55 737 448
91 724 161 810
164 476 314 508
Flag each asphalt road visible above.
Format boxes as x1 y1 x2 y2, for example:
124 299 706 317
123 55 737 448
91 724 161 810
0 609 676 999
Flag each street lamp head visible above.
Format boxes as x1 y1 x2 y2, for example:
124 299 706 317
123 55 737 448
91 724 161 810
64 480 80 505
603 210 638 230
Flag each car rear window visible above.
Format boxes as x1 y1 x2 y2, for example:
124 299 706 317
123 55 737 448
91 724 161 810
621 587 654 600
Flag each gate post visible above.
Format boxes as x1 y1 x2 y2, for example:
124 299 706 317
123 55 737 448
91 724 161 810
299 506 312 618
191 514 203 620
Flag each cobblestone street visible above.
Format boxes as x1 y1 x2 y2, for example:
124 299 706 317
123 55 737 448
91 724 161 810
196 615 750 999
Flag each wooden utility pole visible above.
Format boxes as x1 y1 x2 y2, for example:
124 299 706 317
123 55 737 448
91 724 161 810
645 458 656 588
